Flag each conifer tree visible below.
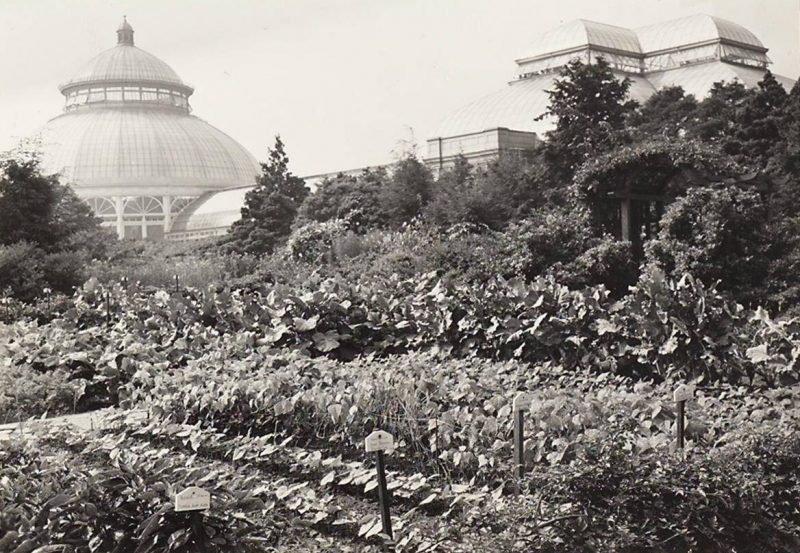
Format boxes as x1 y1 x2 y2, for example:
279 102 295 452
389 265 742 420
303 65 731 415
728 71 788 168
227 136 309 255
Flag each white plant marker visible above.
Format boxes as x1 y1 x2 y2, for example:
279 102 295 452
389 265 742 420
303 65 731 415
365 430 394 453
175 486 210 512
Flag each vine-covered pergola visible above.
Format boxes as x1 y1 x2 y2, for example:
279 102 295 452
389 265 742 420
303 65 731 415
573 139 769 257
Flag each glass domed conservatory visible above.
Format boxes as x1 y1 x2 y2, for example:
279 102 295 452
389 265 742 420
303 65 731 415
426 14 795 169
38 18 260 240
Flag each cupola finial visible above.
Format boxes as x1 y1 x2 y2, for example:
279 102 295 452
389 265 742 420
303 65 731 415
117 15 134 45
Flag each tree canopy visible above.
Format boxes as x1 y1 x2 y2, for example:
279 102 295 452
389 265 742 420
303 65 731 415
540 57 637 180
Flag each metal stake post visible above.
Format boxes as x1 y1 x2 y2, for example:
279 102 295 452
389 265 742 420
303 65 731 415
365 430 395 551
376 450 392 541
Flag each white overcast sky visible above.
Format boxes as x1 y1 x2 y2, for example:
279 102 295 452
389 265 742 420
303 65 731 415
0 0 798 176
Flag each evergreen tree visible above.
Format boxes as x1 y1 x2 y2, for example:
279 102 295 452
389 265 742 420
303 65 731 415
686 80 751 144
227 136 308 255
727 71 788 168
627 86 699 140
423 155 474 226
540 58 636 180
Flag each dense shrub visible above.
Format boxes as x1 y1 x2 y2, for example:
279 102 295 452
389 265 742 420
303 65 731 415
297 170 386 229
0 155 107 300
286 219 351 263
0 242 46 302
507 207 595 281
645 186 770 306
549 236 638 296
424 155 557 230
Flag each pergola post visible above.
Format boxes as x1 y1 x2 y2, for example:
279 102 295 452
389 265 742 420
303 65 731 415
620 196 632 242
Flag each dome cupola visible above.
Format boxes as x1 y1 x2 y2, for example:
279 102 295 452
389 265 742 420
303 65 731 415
117 15 134 45
58 17 194 112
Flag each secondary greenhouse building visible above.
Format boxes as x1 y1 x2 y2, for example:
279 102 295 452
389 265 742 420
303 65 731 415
424 13 795 169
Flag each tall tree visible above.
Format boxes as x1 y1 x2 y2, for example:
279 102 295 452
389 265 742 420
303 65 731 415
227 136 308 255
627 86 699 140
725 72 787 168
686 80 751 145
0 158 59 248
539 58 636 180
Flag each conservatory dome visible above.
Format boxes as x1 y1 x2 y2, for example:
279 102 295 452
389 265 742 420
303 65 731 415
38 17 260 241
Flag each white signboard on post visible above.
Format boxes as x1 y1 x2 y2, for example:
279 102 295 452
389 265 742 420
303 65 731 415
174 486 210 512
513 392 533 412
365 430 394 452
673 383 695 403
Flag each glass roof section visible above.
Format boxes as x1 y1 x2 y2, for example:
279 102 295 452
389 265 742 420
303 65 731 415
637 14 766 53
39 107 260 194
430 13 794 144
59 18 192 98
431 72 655 138
517 20 643 62
646 62 792 99
62 47 189 92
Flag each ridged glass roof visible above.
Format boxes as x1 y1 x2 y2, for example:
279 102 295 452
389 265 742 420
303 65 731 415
431 72 655 138
61 46 189 92
518 19 642 61
637 14 765 53
39 18 259 201
646 62 793 99
432 13 792 142
40 107 260 194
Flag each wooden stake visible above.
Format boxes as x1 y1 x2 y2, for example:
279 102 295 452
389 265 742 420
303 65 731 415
174 274 179 293
673 383 694 452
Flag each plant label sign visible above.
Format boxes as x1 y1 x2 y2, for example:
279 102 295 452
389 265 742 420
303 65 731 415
365 430 394 452
513 392 533 412
673 383 695 403
174 486 210 512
